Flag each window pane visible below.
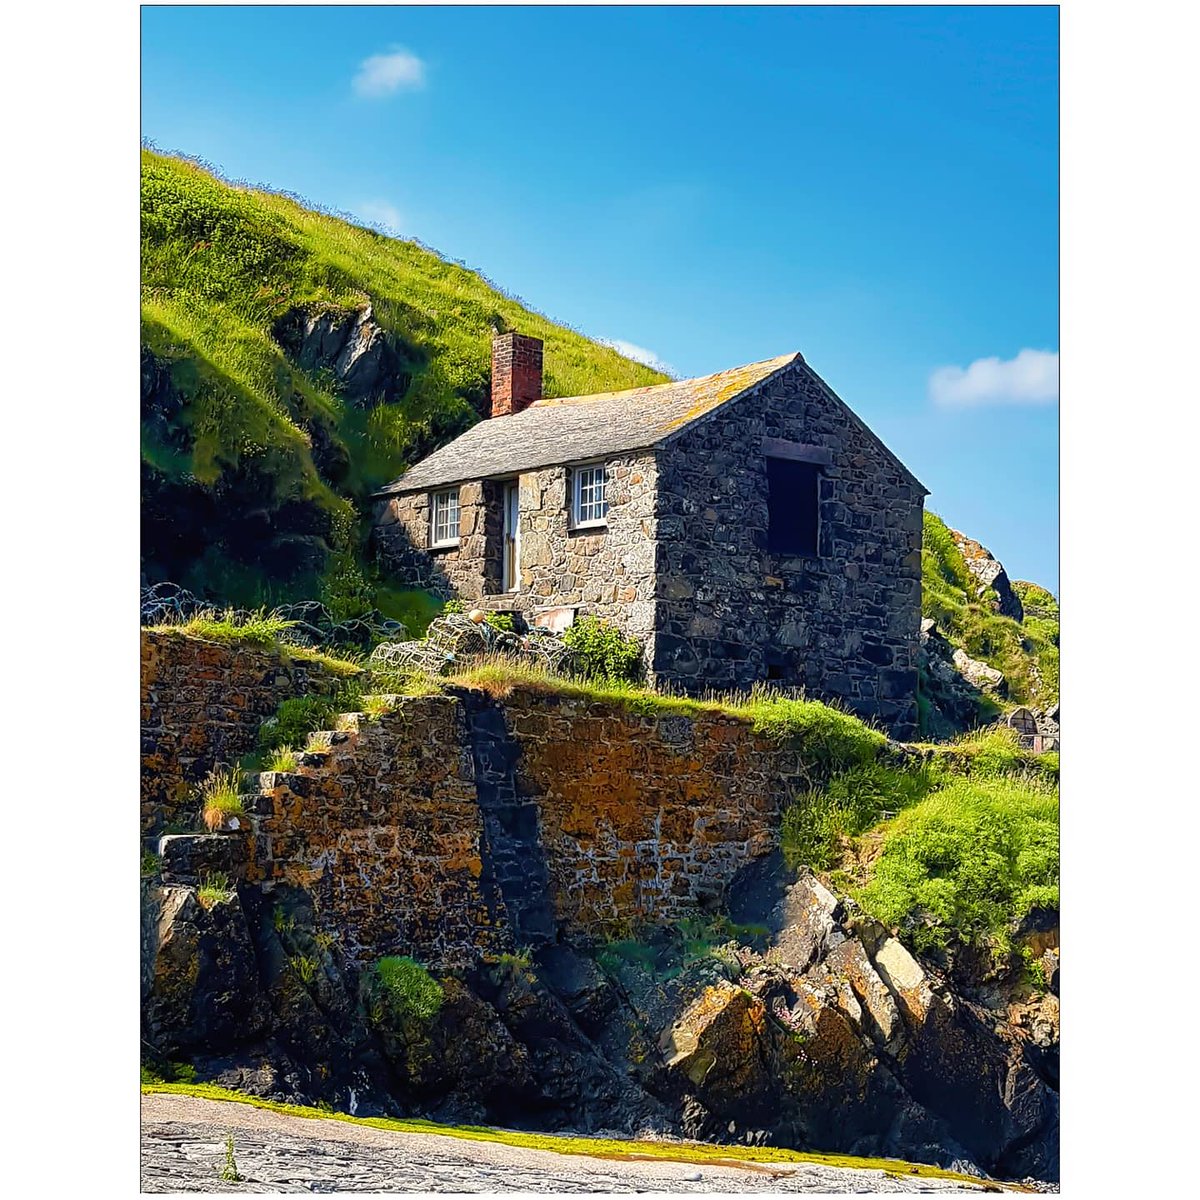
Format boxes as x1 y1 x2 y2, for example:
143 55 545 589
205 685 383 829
573 466 608 524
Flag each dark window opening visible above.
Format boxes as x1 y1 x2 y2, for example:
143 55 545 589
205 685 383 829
766 662 785 681
766 458 820 556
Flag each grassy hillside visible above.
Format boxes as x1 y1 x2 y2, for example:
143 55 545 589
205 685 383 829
140 149 666 612
921 511 1059 712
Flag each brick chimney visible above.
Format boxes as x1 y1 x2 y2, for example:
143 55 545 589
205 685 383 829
491 331 543 417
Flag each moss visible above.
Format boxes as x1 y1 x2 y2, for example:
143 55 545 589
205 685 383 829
140 1083 995 1185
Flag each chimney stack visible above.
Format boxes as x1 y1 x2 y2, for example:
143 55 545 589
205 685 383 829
491 331 543 417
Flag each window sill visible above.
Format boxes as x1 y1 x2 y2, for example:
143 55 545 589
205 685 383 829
430 539 460 551
569 520 608 533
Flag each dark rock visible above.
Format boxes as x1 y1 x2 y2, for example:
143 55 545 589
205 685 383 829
159 833 248 883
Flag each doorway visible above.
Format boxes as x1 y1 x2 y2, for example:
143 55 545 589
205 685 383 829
502 482 520 592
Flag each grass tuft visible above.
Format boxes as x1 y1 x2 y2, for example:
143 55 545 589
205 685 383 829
197 769 246 831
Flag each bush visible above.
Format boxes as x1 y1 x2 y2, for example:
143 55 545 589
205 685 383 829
855 775 1059 959
371 956 444 1025
562 616 643 685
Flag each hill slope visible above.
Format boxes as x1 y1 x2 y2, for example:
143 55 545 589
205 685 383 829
920 512 1059 729
140 149 666 615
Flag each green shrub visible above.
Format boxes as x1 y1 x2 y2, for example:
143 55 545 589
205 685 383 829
371 956 444 1025
855 775 1059 959
563 616 643 685
141 849 162 879
442 599 467 615
484 612 515 633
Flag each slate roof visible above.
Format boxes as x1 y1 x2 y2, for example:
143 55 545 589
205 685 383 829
374 353 801 496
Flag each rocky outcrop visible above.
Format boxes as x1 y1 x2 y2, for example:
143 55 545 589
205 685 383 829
272 303 413 408
950 531 1024 622
142 858 1058 1183
918 619 994 738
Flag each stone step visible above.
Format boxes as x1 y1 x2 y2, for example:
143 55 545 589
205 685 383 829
158 832 247 883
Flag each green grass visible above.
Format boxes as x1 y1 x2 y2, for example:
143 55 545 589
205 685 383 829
140 1082 1000 1186
449 656 886 775
197 871 235 908
142 148 666 607
197 770 246 831
149 614 363 677
149 607 298 647
855 775 1059 960
264 745 299 773
781 760 945 871
371 956 445 1025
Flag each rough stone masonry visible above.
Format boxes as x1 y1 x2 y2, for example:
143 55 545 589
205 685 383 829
373 340 926 736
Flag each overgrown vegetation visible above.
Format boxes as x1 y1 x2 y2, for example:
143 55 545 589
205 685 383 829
777 718 1059 964
562 616 644 685
920 511 1059 714
141 148 665 608
856 775 1059 960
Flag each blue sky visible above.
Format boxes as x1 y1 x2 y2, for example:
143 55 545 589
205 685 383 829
141 4 1059 591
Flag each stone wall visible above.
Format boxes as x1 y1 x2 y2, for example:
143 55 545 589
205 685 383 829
654 361 925 735
373 453 661 670
500 690 805 935
246 698 509 966
140 630 343 836
240 687 815 964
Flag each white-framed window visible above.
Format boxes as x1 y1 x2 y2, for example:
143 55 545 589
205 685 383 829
570 463 609 528
430 488 460 547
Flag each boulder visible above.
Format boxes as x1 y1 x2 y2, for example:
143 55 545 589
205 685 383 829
952 647 1007 694
950 530 1024 621
272 303 412 408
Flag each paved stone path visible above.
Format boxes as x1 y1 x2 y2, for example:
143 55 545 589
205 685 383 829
141 1094 1000 1193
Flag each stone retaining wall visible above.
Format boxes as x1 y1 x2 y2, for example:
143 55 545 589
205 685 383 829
140 630 343 836
241 688 815 964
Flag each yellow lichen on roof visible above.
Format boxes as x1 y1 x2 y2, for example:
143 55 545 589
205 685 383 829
531 352 799 433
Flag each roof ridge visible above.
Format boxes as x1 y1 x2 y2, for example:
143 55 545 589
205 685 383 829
529 351 801 408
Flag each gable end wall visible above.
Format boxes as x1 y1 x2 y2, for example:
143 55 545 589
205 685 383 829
651 361 924 735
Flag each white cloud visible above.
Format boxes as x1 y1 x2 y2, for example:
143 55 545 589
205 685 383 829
356 200 405 236
601 338 677 377
929 348 1059 409
352 48 426 98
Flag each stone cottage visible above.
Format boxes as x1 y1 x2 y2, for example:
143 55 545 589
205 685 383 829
373 333 928 734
